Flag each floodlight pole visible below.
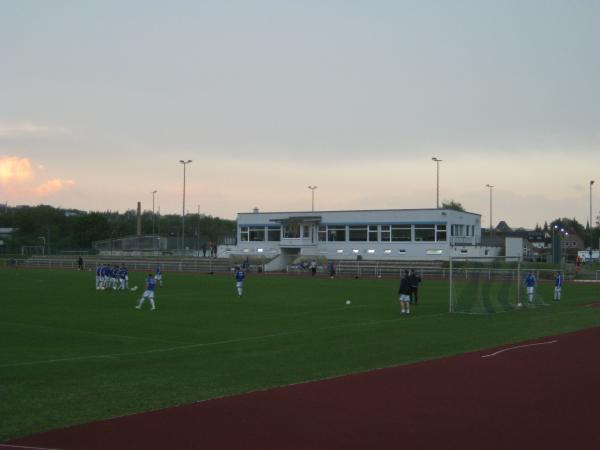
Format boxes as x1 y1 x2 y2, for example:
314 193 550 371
180 160 192 254
432 157 442 208
152 190 157 236
590 180 595 258
485 184 494 235
308 185 317 212
38 236 46 256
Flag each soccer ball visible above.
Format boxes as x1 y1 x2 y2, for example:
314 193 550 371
517 302 523 308
346 300 351 305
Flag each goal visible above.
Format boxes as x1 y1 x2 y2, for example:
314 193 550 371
449 256 548 315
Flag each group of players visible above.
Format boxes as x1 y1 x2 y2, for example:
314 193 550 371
523 270 564 304
95 264 130 291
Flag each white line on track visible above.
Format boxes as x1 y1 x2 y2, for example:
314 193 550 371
481 340 558 358
0 312 447 369
0 443 63 450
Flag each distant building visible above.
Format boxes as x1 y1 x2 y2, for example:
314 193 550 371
228 208 500 269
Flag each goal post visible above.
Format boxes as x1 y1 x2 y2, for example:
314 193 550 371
449 256 549 314
449 256 554 314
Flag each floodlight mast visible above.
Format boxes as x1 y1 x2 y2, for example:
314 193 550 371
180 160 192 253
485 184 494 235
432 157 442 208
308 185 317 212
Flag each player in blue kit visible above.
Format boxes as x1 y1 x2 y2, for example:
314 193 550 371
235 267 245 297
136 274 156 310
553 271 563 301
524 272 536 303
155 265 163 287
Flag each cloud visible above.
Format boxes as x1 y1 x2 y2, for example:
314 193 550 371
35 179 75 196
0 156 34 184
0 121 71 137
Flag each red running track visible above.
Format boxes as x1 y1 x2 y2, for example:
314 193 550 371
4 327 600 450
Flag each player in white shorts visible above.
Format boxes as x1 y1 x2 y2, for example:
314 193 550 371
136 274 157 310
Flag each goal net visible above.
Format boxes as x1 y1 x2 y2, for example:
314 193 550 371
449 256 548 315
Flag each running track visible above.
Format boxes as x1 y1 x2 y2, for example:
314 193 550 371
3 327 600 450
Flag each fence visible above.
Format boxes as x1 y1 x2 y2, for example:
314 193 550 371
4 257 232 274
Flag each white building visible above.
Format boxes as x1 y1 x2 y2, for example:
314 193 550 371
228 208 499 270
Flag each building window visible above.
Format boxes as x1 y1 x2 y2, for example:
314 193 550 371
328 226 346 242
249 226 265 241
267 227 281 242
414 225 435 242
349 225 368 241
391 225 412 242
283 223 301 238
318 225 327 242
381 225 391 242
302 225 310 238
436 224 447 242
368 225 378 242
240 227 249 242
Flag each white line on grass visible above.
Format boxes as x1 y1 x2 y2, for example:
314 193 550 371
0 313 446 369
0 320 190 346
481 340 558 358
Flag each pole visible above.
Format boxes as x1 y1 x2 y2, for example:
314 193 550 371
308 185 317 212
486 184 494 235
180 160 192 254
152 190 157 236
590 180 595 255
432 157 442 208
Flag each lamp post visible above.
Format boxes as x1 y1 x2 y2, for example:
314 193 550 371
308 185 317 212
485 184 494 235
590 180 595 259
179 160 192 253
432 157 442 208
38 236 46 257
151 190 157 236
552 224 559 264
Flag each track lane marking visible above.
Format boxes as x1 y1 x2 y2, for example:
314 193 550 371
481 340 558 358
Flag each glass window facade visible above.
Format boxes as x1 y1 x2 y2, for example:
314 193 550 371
267 227 281 241
349 225 368 241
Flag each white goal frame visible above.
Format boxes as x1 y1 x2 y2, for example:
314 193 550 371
449 255 522 314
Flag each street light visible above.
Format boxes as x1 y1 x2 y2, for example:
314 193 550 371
432 157 442 208
38 236 46 256
590 180 595 259
179 160 192 253
308 185 317 212
485 184 494 235
151 190 157 236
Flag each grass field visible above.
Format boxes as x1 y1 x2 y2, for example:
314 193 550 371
1 267 600 442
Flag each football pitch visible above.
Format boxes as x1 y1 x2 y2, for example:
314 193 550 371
1 268 599 442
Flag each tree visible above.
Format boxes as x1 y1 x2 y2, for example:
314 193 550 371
441 200 465 212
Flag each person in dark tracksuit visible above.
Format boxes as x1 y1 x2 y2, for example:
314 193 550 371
409 269 422 305
398 270 412 315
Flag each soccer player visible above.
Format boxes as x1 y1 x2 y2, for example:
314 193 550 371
408 269 422 305
155 265 163 287
95 265 102 289
136 274 156 310
235 266 245 297
398 270 412 314
118 265 128 291
554 271 563 301
524 272 536 303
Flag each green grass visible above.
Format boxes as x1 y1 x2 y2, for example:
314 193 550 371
1 268 600 441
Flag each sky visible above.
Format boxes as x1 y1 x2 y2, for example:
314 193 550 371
1 0 599 228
